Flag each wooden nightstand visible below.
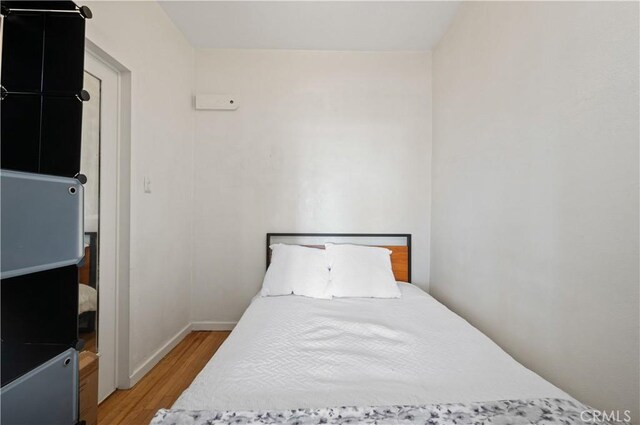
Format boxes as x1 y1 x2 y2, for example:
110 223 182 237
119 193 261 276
79 351 99 425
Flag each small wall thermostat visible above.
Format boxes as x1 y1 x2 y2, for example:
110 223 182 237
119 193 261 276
195 94 239 111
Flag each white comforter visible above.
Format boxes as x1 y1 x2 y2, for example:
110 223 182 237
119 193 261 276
173 284 570 411
78 283 97 314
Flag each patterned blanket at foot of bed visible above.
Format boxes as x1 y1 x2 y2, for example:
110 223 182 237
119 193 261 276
151 398 620 425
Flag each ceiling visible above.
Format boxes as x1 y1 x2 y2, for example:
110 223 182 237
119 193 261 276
159 1 461 51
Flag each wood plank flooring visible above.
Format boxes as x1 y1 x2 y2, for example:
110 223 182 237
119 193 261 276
98 331 230 424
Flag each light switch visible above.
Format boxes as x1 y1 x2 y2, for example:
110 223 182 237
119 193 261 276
144 176 152 193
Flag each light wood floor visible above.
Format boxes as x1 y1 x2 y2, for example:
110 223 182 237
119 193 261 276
98 331 230 424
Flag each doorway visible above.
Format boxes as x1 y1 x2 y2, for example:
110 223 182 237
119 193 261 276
80 52 119 402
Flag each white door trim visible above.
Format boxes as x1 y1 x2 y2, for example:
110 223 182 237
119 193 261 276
84 52 118 402
84 39 133 394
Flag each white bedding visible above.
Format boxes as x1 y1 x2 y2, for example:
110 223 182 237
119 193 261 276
78 283 97 314
173 284 570 411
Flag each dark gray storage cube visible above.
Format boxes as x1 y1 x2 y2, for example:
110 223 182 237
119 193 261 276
1 170 84 279
0 348 78 425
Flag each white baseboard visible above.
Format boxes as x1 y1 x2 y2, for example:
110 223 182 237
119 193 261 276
128 322 192 386
191 321 237 331
126 321 237 387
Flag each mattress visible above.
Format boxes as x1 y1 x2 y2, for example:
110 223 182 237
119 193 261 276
173 284 570 411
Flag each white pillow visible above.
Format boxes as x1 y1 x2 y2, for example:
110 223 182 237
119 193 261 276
325 243 401 298
261 244 331 299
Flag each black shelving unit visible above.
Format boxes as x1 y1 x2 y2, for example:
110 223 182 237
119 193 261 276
0 2 92 424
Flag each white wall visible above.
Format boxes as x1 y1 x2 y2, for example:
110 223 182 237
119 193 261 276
192 49 431 323
85 1 195 381
432 1 639 421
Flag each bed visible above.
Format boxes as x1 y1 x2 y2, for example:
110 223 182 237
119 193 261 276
152 234 594 425
78 232 97 334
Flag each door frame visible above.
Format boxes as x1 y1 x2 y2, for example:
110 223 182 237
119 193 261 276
84 53 117 402
84 39 133 395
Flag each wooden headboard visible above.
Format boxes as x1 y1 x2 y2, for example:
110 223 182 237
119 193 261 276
266 233 411 282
